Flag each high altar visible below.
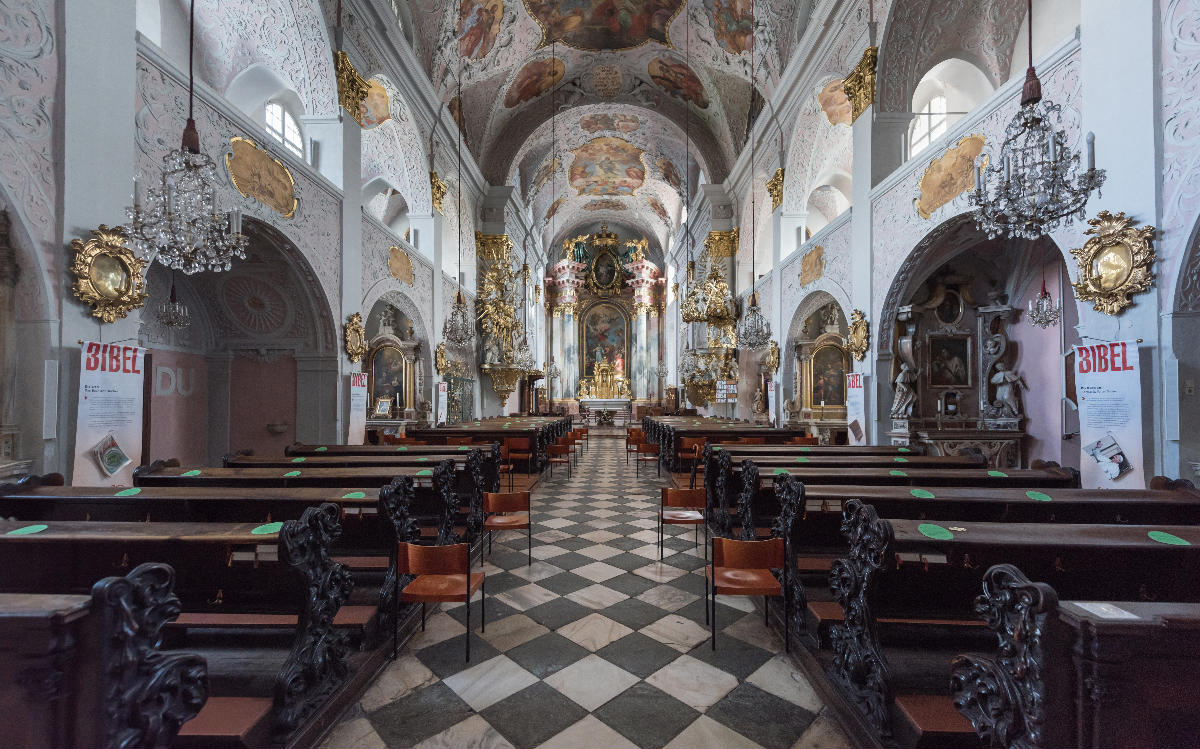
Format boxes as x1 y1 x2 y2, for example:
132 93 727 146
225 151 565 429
545 224 666 412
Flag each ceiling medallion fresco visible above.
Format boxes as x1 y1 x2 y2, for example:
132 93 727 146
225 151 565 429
656 156 682 190
457 0 504 60
584 199 627 211
647 196 670 224
701 0 755 55
818 78 851 126
532 157 560 193
580 113 640 133
361 80 391 128
569 136 646 196
505 56 565 108
546 197 565 221
648 57 709 108
523 0 683 51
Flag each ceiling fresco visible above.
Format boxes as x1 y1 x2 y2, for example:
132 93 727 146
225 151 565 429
403 0 811 252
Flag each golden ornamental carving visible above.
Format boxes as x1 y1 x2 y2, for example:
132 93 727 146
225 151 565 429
335 50 369 126
704 228 739 259
225 136 298 218
914 134 987 220
482 364 524 403
552 302 578 318
800 245 825 287
626 238 648 264
435 341 466 377
586 242 626 298
388 246 415 285
766 168 784 213
534 285 541 303
671 281 679 298
430 171 447 214
69 225 148 323
476 233 519 366
763 340 780 377
633 301 654 316
344 312 368 364
847 309 870 361
842 46 878 124
1070 210 1157 315
476 232 515 265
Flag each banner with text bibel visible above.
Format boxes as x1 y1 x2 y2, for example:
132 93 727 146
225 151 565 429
73 341 146 487
1074 340 1144 489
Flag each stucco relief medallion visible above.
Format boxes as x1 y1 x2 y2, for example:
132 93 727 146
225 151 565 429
225 137 299 219
800 245 825 287
914 134 986 220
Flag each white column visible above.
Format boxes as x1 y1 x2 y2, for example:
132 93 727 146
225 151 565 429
852 93 879 443
633 308 649 400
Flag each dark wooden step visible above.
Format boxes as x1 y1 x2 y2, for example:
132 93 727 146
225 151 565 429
175 696 273 749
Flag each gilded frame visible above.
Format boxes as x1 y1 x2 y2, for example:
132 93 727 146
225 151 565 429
367 341 405 416
803 340 850 412
578 301 631 376
585 246 625 297
344 312 368 364
1069 210 1157 315
69 225 148 323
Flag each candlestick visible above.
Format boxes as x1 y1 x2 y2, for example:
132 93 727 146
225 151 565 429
1086 131 1096 171
132 177 140 209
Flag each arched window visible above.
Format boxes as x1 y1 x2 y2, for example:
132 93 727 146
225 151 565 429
909 94 948 157
265 101 303 158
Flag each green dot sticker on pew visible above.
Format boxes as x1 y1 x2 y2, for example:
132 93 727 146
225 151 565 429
918 523 955 540
416 469 433 476
800 446 812 452
342 492 367 499
395 446 408 451
315 446 328 452
251 522 283 535
988 470 1008 478
1026 490 1053 502
910 489 936 499
6 524 47 536
458 446 470 451
114 487 142 497
890 470 907 477
774 469 789 476
893 456 909 463
898 447 911 453
283 470 301 477
417 457 429 462
1148 530 1191 546
795 456 810 463
292 457 306 463
712 446 722 451
181 470 202 477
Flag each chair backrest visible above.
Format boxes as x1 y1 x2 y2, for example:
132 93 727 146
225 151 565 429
677 437 699 453
627 429 644 443
712 537 784 569
662 487 706 509
500 444 510 459
505 437 531 450
548 444 570 456
398 541 469 575
637 443 659 455
484 491 530 513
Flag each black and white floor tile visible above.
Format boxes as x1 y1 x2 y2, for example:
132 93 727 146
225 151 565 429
322 439 852 749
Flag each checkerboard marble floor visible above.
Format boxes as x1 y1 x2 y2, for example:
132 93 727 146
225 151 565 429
321 439 852 749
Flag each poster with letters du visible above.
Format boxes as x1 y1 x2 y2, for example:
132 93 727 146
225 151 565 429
73 341 146 487
348 371 368 445
845 372 866 445
1074 341 1144 489
437 382 449 426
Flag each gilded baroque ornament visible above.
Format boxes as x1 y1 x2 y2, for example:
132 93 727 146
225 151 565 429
1069 211 1158 315
847 309 870 361
435 342 466 377
800 245 825 287
704 228 739 259
430 172 447 214
915 134 987 220
225 137 298 218
335 50 369 126
388 246 415 285
766 168 785 213
842 47 878 123
70 225 149 323
343 312 368 364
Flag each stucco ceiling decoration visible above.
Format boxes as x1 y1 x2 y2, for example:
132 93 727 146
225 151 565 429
523 0 684 51
569 136 646 196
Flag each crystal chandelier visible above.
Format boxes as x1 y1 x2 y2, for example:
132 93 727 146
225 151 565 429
1027 257 1062 328
546 358 561 381
737 57 772 349
971 0 1105 240
442 60 475 349
127 0 246 274
157 277 191 329
513 334 537 371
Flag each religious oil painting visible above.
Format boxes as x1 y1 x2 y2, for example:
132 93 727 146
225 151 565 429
648 57 710 108
457 0 504 60
657 156 682 190
1095 242 1133 291
702 0 755 55
569 137 646 196
810 344 847 407
225 137 298 218
505 56 565 108
928 335 972 388
360 79 391 128
934 289 963 326
817 78 851 126
584 199 627 211
581 303 629 376
369 344 406 409
592 251 620 288
580 112 641 133
647 196 670 224
524 0 683 51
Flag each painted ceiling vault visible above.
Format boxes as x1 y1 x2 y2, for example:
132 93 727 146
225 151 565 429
404 0 814 253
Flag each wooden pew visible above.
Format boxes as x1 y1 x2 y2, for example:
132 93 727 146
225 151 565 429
642 415 808 471
0 505 360 746
285 442 498 457
951 564 1200 749
0 565 207 749
408 415 572 471
821 499 1200 747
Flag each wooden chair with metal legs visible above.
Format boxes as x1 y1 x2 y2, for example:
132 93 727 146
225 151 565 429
625 429 644 465
578 427 589 453
659 487 706 560
568 429 584 464
498 445 515 491
398 542 485 661
547 444 572 479
635 442 660 477
484 491 532 565
504 437 533 473
704 536 789 653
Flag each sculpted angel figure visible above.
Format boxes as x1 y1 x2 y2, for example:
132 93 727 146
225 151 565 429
890 362 918 418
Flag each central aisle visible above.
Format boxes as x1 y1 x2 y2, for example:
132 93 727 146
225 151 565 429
322 439 849 749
